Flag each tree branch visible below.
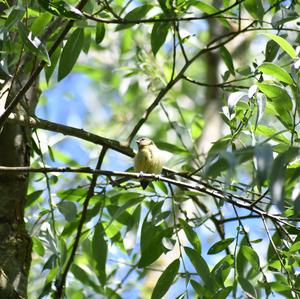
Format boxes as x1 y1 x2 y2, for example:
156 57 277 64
7 113 134 157
1 165 298 229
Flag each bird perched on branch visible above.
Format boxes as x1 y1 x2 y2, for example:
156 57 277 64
134 137 163 189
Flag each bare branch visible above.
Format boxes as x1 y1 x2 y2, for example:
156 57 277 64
7 113 134 157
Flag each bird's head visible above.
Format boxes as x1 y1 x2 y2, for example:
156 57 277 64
136 137 154 149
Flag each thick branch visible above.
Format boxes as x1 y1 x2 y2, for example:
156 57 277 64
7 113 134 157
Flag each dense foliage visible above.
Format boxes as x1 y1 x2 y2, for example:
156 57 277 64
1 0 300 298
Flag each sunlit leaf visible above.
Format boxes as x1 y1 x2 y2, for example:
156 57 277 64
262 33 296 59
32 236 45 257
151 259 179 299
258 63 294 85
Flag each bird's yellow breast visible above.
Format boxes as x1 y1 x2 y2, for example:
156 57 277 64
134 146 162 174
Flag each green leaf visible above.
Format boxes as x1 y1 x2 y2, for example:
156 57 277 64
32 236 45 257
38 0 84 19
220 46 235 75
26 190 43 207
151 259 180 299
138 220 172 267
192 1 218 14
256 83 291 107
255 92 266 128
270 147 300 209
265 39 280 62
190 279 203 295
262 33 296 59
105 197 142 229
58 28 84 81
95 23 105 44
1 7 25 33
290 241 300 253
31 12 52 36
258 63 294 85
240 245 260 273
257 83 293 128
18 22 50 65
184 247 212 287
271 9 299 28
179 219 201 253
92 223 107 286
71 264 100 292
238 276 257 298
57 201 77 221
255 125 289 144
192 1 230 28
156 141 186 155
211 255 234 286
138 204 172 268
208 238 234 255
215 287 232 299
153 180 168 195
151 22 169 56
57 188 87 201
228 92 248 112
116 5 152 30
244 0 264 21
254 144 273 187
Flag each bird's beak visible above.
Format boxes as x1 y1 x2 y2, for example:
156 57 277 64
136 140 140 144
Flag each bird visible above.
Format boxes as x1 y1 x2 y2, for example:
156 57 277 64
134 137 163 189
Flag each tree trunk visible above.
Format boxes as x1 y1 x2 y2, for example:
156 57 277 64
0 76 39 298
